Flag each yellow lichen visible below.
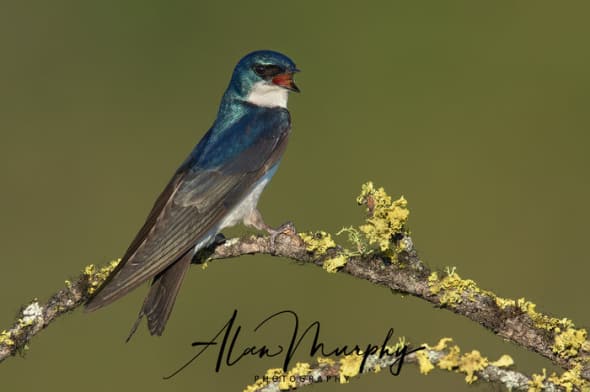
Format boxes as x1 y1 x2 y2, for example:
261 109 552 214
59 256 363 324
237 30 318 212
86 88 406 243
84 259 121 294
243 363 313 392
300 231 348 273
438 345 461 371
428 271 479 306
0 330 15 346
302 184 411 270
427 269 584 356
339 352 364 383
299 231 336 255
553 328 588 359
496 297 575 331
427 337 454 351
429 340 511 385
356 182 409 253
495 296 587 358
416 350 435 374
323 255 348 273
243 380 265 392
459 350 488 384
528 368 547 392
428 270 579 340
279 362 311 389
243 368 284 392
427 269 587 361
547 364 590 392
490 354 514 368
317 357 335 366
386 336 407 353
17 318 32 328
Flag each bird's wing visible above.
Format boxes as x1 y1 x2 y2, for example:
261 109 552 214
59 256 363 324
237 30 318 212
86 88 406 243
85 107 291 311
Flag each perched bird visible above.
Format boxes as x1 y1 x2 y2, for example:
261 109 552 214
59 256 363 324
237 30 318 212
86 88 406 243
85 50 300 340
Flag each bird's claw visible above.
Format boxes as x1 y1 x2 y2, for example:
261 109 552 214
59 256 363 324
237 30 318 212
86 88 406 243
268 221 297 254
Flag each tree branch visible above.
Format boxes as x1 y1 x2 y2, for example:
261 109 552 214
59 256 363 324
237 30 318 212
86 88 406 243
0 272 90 362
242 338 558 392
206 233 590 384
2 183 589 392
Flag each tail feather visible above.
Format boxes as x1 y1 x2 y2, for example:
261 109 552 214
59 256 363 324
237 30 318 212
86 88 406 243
126 250 193 341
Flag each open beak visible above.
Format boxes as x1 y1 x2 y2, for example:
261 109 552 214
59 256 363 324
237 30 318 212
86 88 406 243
272 72 300 93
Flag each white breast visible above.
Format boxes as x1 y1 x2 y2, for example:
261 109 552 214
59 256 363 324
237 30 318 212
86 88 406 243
192 165 279 253
217 169 275 230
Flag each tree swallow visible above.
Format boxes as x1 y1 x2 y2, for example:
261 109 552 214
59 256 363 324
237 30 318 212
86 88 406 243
85 50 300 340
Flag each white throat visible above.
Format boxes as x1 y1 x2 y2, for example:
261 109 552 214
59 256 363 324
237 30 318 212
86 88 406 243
246 81 289 108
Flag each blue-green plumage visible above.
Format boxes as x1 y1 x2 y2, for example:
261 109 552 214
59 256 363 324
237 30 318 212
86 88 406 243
193 103 290 169
85 50 300 339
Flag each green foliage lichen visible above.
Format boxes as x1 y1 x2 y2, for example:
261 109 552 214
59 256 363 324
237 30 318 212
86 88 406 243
336 226 367 255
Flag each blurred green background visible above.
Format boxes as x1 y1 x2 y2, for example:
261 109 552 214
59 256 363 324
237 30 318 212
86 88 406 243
1 1 589 391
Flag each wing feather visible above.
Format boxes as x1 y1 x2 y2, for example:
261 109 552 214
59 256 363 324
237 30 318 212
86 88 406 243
86 106 290 311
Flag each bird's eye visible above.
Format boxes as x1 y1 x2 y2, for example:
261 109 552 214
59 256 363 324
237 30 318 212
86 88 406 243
253 64 267 77
252 64 284 79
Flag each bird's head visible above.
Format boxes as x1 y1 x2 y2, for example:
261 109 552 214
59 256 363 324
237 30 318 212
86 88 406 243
227 50 300 108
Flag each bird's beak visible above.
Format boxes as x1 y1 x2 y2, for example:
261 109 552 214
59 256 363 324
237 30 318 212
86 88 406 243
272 71 300 93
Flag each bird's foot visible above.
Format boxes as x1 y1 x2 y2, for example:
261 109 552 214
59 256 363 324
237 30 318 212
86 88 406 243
212 232 227 246
243 208 298 253
268 221 297 254
191 233 227 264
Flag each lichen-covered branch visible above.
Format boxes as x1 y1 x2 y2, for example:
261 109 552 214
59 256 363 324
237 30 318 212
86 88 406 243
1 182 589 391
0 262 118 363
210 236 590 386
205 231 590 389
206 181 590 387
242 338 565 392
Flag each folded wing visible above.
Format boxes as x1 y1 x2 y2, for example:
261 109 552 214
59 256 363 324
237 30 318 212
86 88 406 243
85 106 290 311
